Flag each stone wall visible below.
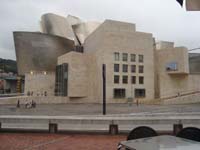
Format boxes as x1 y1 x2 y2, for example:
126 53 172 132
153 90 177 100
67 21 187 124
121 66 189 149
24 73 55 96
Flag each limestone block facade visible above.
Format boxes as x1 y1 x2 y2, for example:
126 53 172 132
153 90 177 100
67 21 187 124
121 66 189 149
14 13 200 104
24 72 55 97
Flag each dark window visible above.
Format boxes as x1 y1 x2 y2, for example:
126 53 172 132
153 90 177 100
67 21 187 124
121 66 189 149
135 89 146 98
131 76 136 84
123 64 128 72
114 64 120 72
122 53 128 61
114 52 120 61
55 63 68 96
131 65 136 73
114 75 120 84
139 76 144 84
122 76 128 84
139 65 144 73
130 54 136 62
114 88 126 98
139 55 144 63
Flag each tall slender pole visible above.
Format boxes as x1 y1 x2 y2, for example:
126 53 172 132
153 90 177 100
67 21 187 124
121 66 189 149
102 64 106 115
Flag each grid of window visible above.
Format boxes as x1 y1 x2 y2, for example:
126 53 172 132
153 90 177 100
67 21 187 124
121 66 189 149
139 76 144 84
122 53 128 61
130 54 136 62
114 52 120 61
139 55 144 63
123 64 128 73
131 65 136 73
139 65 144 73
113 88 126 98
131 76 136 84
114 64 119 72
114 75 120 84
122 76 128 84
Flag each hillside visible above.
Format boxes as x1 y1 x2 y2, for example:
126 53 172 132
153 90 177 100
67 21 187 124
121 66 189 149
0 58 17 73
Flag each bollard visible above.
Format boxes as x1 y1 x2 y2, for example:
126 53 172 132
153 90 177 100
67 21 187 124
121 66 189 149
109 124 118 135
173 124 183 135
49 123 58 133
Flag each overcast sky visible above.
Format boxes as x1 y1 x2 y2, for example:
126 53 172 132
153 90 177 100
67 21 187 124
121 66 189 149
0 0 200 60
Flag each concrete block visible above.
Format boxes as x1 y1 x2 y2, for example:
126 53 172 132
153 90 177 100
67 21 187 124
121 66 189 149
109 124 118 135
49 123 58 133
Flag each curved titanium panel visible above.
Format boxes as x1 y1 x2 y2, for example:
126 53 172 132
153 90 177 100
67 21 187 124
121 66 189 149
41 13 81 45
13 32 74 75
72 22 101 44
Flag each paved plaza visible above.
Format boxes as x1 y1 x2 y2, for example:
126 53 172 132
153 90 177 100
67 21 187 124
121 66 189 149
0 133 125 150
1 103 200 116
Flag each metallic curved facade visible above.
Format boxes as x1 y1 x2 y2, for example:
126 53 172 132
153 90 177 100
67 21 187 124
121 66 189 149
72 22 101 44
14 32 74 75
41 13 81 45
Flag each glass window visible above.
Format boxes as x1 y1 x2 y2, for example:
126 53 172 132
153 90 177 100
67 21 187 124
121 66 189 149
131 65 136 73
122 76 128 84
135 89 146 98
131 76 136 84
139 65 144 73
114 75 120 84
114 88 126 98
139 76 144 84
166 62 178 71
122 53 128 61
139 55 144 63
114 64 120 72
114 52 120 61
130 54 136 62
123 64 128 72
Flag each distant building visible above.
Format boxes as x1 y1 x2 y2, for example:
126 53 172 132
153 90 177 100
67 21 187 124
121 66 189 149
13 13 200 103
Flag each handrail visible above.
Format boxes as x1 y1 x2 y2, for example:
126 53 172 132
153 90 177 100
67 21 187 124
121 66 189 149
161 90 200 101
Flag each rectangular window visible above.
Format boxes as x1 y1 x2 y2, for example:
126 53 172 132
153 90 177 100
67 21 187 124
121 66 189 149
166 62 178 71
114 88 126 98
123 64 128 72
131 65 136 73
122 53 128 61
122 75 128 84
139 65 144 73
130 54 136 62
114 75 120 84
131 76 136 84
135 89 146 98
139 54 144 63
114 52 120 61
139 76 144 84
114 64 120 72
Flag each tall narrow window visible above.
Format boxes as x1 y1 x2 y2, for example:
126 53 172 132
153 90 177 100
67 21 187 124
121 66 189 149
114 52 120 61
130 54 136 62
139 66 144 73
114 75 120 84
122 76 128 84
131 76 136 84
114 64 120 72
122 53 128 61
139 76 144 84
123 64 128 72
131 65 136 73
139 55 144 63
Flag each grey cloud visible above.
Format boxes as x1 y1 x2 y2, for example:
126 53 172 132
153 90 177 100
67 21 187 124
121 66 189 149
0 0 200 60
